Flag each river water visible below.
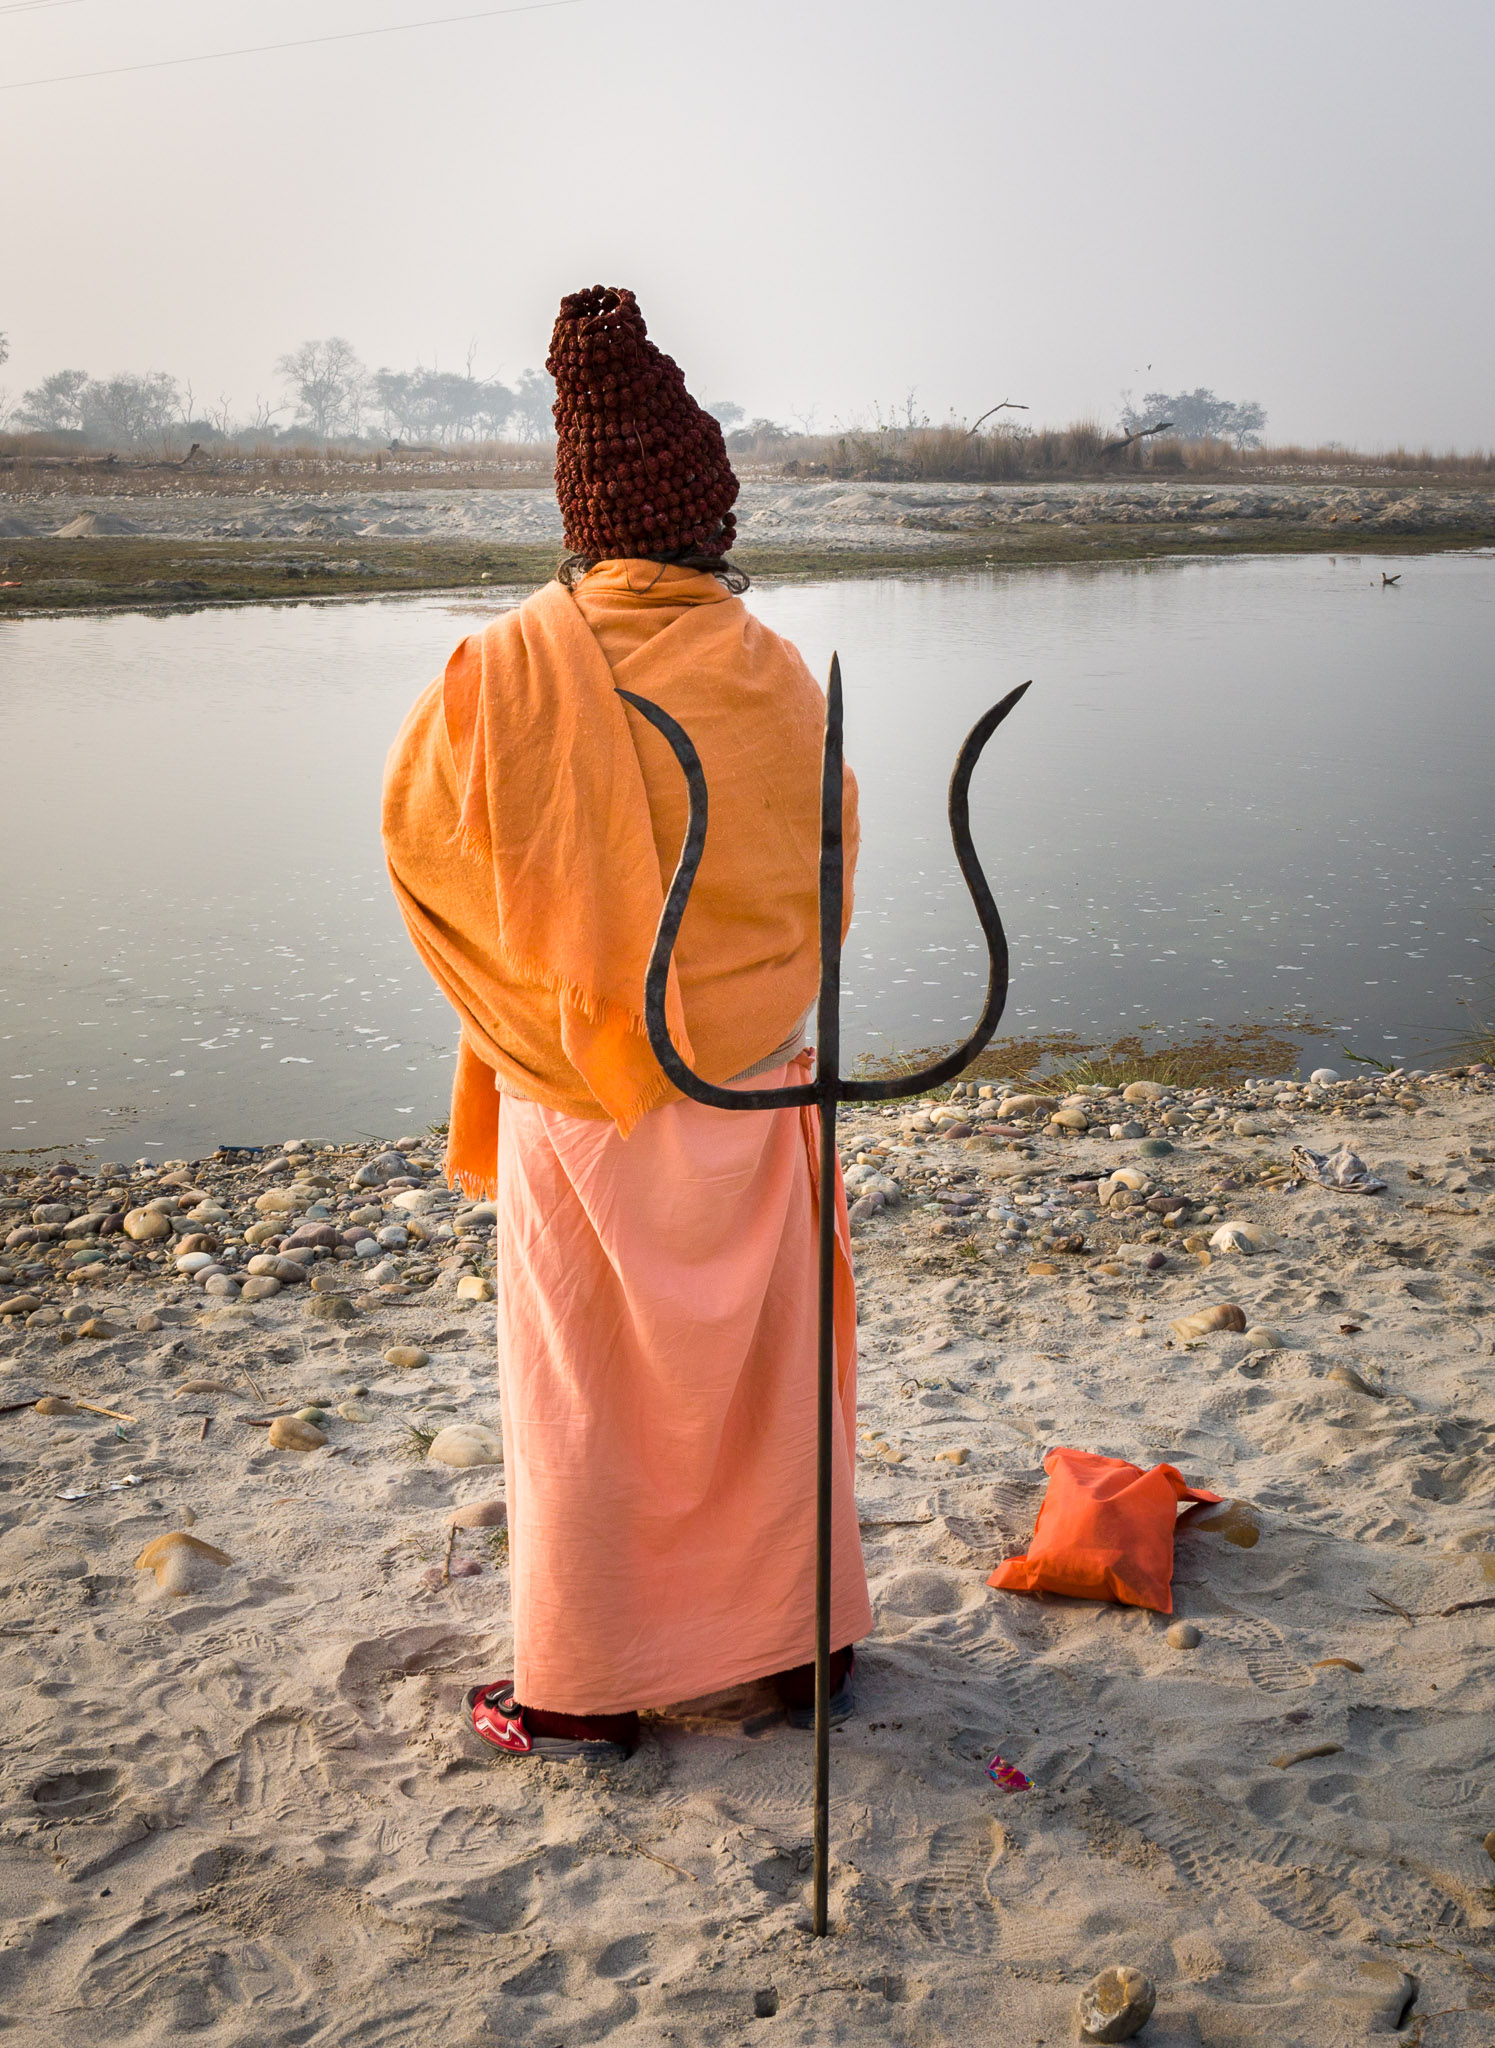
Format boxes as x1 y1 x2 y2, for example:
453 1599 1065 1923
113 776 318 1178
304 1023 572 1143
2 551 1491 1159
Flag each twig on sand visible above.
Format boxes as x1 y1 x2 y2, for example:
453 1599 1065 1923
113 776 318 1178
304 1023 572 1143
241 1366 266 1404
618 1837 697 1882
199 1415 210 1441
1440 1596 1495 1618
1369 1588 1417 1621
442 1522 456 1584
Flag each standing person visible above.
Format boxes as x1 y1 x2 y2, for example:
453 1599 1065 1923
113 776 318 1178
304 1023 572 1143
383 286 871 1762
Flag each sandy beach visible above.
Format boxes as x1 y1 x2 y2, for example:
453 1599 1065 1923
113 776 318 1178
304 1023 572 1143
3 1063 1493 2043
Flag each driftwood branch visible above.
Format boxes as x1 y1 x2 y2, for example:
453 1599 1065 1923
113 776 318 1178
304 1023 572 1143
1101 419 1175 457
965 400 1029 439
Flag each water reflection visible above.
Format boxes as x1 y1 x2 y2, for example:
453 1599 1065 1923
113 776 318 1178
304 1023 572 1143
2 552 1491 1156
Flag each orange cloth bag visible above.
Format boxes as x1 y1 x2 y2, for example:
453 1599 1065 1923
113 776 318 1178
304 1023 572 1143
987 1447 1222 1614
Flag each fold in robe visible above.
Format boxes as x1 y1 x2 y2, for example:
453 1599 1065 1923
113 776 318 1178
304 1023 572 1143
498 1056 871 1712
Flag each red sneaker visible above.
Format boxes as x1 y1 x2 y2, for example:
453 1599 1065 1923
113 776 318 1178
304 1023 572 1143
464 1683 637 1762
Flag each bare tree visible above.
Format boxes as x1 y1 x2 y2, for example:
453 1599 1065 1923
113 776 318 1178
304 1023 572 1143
508 366 557 442
276 337 366 438
15 368 90 432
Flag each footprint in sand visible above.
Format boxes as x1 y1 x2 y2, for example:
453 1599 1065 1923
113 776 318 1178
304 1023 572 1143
910 1818 1004 1954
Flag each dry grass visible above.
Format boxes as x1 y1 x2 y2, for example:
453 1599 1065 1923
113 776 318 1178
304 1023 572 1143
764 422 1495 488
0 434 556 497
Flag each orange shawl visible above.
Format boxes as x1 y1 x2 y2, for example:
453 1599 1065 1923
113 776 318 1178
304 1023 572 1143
382 565 857 1193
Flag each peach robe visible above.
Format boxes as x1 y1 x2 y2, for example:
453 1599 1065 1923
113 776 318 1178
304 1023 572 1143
499 1055 870 1712
495 566 871 1711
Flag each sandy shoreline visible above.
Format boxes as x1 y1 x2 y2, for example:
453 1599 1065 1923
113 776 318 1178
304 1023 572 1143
3 1063 1494 2042
4 477 1494 614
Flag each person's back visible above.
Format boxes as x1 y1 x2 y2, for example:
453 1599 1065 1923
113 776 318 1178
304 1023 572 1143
383 286 869 1759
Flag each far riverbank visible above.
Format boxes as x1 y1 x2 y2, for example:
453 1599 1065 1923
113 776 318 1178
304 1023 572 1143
3 476 1494 614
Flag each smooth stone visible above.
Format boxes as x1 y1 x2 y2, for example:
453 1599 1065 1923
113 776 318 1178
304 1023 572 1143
35 1395 81 1415
1138 1137 1174 1158
295 1405 327 1424
202 1274 241 1298
384 1345 429 1370
934 1447 970 1464
175 1252 217 1275
1050 1107 1089 1131
375 1225 409 1249
1170 1303 1247 1341
176 1233 219 1257
1209 1222 1262 1254
189 1200 229 1223
27 1306 62 1328
310 1267 360 1293
123 1208 172 1243
268 1415 326 1451
366 1260 401 1285
306 1293 356 1322
449 1498 507 1528
1241 1326 1283 1350
456 1275 495 1302
1329 1362 1382 1397
78 1317 118 1339
353 1239 380 1258
1167 1621 1201 1649
1309 1067 1341 1086
1076 1966 1156 2043
998 1094 1049 1118
239 1276 282 1302
456 1202 497 1228
447 1556 482 1578
1113 1121 1146 1140
134 1531 232 1595
336 1399 375 1422
1122 1080 1166 1103
0 1293 44 1317
427 1423 503 1469
254 1189 299 1215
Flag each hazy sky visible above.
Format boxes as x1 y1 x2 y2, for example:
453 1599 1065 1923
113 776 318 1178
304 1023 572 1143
4 0 1492 448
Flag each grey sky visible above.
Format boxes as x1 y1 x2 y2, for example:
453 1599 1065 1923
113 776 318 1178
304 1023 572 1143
4 0 1492 448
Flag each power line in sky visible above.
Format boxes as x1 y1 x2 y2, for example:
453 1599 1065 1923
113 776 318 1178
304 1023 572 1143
0 0 585 91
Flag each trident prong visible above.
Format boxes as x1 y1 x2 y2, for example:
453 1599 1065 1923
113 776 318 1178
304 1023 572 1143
617 658 1030 1938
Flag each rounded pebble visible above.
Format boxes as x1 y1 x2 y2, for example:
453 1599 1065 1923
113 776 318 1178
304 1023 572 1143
448 1498 507 1528
427 1423 502 1468
268 1415 326 1451
239 1276 282 1302
1241 1326 1283 1350
1309 1067 1340 1085
1167 1622 1201 1649
1077 1965 1157 2043
456 1275 495 1302
123 1208 171 1243
383 1345 430 1371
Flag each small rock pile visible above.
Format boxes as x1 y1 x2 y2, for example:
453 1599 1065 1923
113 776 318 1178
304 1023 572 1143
0 1133 497 1333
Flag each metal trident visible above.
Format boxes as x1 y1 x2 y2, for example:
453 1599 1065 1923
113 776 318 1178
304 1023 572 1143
618 658 1030 1938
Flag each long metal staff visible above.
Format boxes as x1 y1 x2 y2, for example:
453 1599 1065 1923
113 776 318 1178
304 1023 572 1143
618 659 1030 1937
